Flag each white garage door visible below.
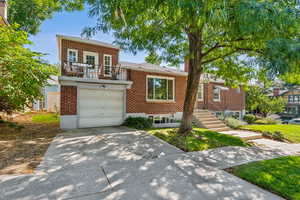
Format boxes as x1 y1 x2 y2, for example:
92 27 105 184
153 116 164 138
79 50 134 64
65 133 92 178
78 88 124 128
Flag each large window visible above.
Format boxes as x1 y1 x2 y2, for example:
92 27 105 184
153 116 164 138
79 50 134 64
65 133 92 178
147 76 174 101
104 54 112 76
67 49 78 62
213 86 221 101
288 95 300 103
197 84 204 101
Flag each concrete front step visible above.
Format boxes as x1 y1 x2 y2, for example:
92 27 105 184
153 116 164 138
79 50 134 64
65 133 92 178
201 120 225 125
193 114 214 118
220 130 264 141
210 127 231 132
193 110 231 132
204 123 228 129
197 117 218 121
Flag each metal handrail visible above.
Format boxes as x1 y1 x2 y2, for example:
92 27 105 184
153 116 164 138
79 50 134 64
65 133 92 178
61 61 128 80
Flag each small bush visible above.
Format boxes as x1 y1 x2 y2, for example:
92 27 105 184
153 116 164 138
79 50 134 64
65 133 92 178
225 117 247 129
273 131 284 141
255 118 280 125
123 117 153 130
262 131 284 141
243 114 256 124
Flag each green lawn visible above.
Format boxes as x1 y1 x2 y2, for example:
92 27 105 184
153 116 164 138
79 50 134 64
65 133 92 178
230 156 300 200
241 124 300 143
147 127 249 152
31 113 59 123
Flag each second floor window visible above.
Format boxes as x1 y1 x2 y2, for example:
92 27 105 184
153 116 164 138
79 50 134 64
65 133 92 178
68 49 78 62
213 86 221 101
104 54 112 76
86 55 95 65
288 95 300 103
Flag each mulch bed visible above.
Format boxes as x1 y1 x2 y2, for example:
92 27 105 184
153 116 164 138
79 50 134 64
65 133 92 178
0 113 62 175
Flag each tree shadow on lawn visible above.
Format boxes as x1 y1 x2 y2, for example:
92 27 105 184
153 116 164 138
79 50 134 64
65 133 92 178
150 128 249 152
0 113 61 175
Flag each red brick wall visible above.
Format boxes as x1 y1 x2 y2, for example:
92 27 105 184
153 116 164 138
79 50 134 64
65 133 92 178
61 39 119 77
197 83 245 111
126 70 187 114
61 86 77 115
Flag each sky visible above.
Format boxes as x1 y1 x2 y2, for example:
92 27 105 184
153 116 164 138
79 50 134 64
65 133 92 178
29 8 148 64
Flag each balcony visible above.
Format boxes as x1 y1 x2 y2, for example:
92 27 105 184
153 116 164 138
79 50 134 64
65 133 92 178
61 61 128 81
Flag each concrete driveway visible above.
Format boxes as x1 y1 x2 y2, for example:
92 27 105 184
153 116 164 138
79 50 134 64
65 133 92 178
0 127 284 200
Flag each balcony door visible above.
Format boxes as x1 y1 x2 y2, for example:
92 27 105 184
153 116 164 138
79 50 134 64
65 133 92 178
83 51 99 67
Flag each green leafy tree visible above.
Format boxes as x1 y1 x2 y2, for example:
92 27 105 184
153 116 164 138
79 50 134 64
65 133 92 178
259 96 286 117
8 0 85 34
145 51 162 65
246 86 286 117
83 0 299 134
0 25 57 113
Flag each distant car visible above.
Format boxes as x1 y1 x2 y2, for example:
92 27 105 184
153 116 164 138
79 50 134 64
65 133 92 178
288 118 300 125
280 117 292 124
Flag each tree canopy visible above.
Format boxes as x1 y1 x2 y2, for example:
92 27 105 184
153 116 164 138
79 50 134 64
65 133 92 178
246 86 286 117
0 25 57 113
145 51 162 65
8 0 85 34
83 0 299 133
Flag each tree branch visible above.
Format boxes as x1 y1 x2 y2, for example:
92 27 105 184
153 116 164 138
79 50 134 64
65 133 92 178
202 43 220 57
201 50 238 65
201 47 263 65
202 37 251 57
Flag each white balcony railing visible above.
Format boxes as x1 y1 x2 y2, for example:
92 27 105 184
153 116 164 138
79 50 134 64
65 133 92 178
61 61 128 81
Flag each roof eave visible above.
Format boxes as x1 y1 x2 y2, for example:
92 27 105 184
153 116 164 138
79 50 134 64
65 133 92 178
56 34 120 50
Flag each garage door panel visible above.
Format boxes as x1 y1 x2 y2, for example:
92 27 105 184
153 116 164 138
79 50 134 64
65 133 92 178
80 112 123 118
78 88 124 128
80 103 123 115
79 117 123 128
79 94 123 101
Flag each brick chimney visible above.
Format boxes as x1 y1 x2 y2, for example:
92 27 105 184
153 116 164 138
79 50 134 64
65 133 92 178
0 0 7 20
273 88 280 96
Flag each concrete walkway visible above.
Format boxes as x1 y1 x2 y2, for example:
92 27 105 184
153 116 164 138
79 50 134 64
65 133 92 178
220 130 263 140
252 138 300 155
0 127 289 200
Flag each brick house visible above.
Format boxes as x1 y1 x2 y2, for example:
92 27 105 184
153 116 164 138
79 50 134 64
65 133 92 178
271 87 300 118
57 35 245 129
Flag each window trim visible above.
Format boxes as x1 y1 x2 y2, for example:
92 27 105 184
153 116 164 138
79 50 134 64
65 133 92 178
103 54 112 77
213 86 221 102
146 75 175 102
197 84 204 101
83 51 99 66
67 49 78 62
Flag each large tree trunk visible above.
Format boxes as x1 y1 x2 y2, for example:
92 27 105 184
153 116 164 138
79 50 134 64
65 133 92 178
178 34 203 135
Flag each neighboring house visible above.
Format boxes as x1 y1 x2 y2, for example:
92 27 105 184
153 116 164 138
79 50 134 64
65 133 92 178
33 77 60 112
57 35 245 129
0 0 9 26
272 87 300 118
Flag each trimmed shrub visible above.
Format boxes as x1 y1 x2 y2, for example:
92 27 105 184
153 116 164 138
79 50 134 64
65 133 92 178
225 117 247 129
255 118 280 125
243 114 256 124
123 117 153 130
262 131 284 141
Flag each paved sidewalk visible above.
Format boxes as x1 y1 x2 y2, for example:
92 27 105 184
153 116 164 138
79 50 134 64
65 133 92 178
0 127 286 200
252 138 300 155
186 146 290 169
220 130 263 140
